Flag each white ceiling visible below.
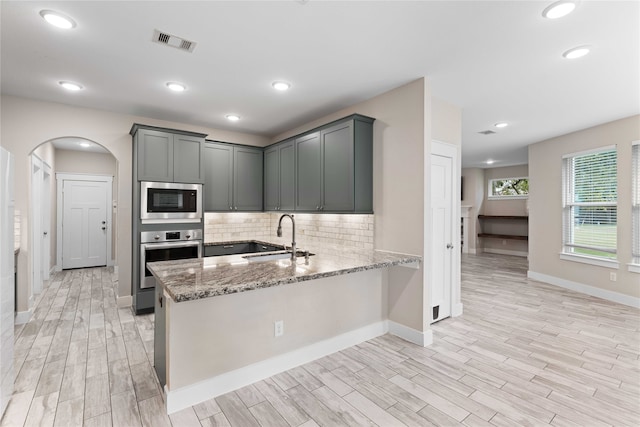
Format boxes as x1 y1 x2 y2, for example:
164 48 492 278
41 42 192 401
51 137 110 154
1 1 638 167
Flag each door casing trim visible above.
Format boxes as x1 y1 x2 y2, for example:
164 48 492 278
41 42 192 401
56 173 113 270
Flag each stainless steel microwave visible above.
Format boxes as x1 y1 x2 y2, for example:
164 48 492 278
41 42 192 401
140 181 202 223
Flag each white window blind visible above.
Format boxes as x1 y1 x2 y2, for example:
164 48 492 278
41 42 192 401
563 148 617 259
633 143 639 263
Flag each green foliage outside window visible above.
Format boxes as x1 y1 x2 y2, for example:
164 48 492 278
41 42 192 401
490 178 529 197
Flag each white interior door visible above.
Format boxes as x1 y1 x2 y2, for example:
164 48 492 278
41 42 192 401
62 180 108 269
41 165 51 280
430 152 453 323
31 157 43 293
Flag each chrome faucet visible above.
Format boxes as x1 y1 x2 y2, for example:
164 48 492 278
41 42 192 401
276 214 296 260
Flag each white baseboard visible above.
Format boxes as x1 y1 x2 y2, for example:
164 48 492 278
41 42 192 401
483 248 528 258
15 309 32 325
452 302 464 317
117 295 132 308
387 320 433 347
528 271 640 309
165 320 388 414
466 248 477 254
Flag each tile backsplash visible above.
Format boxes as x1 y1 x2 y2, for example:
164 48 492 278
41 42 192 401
204 212 374 251
204 213 272 243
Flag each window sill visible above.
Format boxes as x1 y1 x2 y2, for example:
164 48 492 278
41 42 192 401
487 196 529 200
559 252 619 269
629 264 640 274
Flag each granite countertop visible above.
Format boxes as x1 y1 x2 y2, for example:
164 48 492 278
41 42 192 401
147 244 421 303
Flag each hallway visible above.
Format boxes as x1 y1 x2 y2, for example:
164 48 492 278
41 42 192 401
2 254 639 426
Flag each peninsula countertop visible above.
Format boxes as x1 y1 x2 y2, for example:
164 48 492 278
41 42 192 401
147 245 421 303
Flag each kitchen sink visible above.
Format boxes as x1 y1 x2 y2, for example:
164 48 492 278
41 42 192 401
243 250 315 263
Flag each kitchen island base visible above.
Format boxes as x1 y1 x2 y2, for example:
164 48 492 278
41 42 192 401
161 268 389 414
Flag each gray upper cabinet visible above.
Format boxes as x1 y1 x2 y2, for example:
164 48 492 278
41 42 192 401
234 146 263 211
131 124 206 183
290 115 374 213
321 121 354 212
295 132 322 211
174 134 205 184
204 142 233 211
265 139 295 211
204 141 263 212
136 129 173 182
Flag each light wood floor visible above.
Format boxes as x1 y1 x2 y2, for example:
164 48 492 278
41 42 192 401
2 253 639 426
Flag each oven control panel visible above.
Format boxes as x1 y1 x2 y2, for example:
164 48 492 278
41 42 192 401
140 229 202 244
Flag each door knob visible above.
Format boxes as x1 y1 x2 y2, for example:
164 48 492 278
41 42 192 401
102 221 106 224
446 243 454 249
43 231 48 236
101 227 106 230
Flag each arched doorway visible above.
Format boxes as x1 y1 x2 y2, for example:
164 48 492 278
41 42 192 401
24 137 118 320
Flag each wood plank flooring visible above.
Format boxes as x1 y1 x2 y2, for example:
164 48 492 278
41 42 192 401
1 253 638 426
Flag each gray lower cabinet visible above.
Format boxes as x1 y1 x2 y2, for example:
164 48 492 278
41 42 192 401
292 115 373 213
264 139 295 211
204 142 263 211
154 283 166 387
132 125 205 183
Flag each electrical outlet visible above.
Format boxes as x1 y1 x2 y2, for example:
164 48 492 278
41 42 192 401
274 320 284 337
610 272 617 282
502 239 507 245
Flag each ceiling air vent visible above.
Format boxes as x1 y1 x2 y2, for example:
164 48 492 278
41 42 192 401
478 130 497 135
152 29 197 53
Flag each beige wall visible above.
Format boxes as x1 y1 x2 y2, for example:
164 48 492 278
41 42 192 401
54 148 119 262
272 78 429 332
169 269 385 389
481 164 529 256
483 164 529 216
461 167 485 252
1 95 268 312
529 115 640 297
271 81 462 332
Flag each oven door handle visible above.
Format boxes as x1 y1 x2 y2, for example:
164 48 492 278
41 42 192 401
141 241 201 250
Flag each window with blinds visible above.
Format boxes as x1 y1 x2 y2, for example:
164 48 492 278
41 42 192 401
562 147 617 260
633 142 639 264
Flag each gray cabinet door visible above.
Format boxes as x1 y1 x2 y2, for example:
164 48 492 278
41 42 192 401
204 142 233 211
153 284 166 387
279 140 296 211
321 122 354 211
173 135 204 184
295 132 321 211
137 129 173 182
264 145 280 211
234 146 263 211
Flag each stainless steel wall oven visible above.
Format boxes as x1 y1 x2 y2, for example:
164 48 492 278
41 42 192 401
140 229 202 290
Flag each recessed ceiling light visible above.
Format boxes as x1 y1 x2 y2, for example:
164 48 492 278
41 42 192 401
226 114 241 122
563 45 591 59
272 81 291 91
494 122 508 128
166 82 186 92
58 81 83 91
79 142 91 148
40 10 76 29
486 160 495 165
542 1 576 19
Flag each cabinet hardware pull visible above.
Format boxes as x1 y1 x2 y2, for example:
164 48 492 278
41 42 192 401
159 295 163 308
223 245 234 249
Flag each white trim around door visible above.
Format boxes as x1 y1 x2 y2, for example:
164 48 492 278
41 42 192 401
56 173 113 271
